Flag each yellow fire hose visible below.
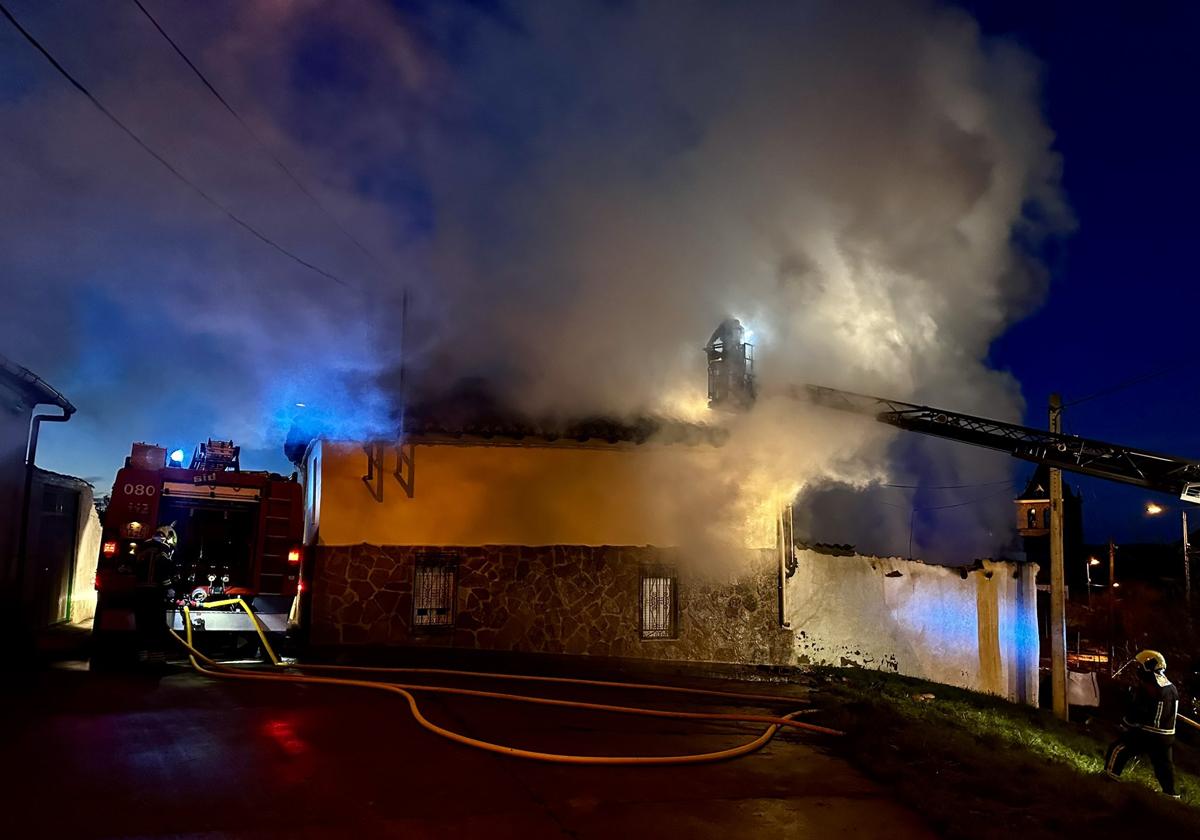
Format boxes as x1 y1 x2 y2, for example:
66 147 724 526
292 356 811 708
203 597 814 706
169 598 838 765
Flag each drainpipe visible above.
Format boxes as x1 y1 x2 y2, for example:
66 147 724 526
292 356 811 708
14 404 76 602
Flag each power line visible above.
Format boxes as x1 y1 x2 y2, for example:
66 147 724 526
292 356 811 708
911 486 1017 512
0 1 348 287
880 478 1014 490
881 485 1015 513
1064 360 1192 408
131 0 385 273
896 486 1017 559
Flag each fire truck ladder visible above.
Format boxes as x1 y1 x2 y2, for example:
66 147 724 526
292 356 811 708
798 384 1200 504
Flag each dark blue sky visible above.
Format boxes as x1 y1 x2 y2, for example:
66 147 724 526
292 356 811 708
967 0 1200 542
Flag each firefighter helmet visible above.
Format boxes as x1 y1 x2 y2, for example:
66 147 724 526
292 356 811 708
1135 650 1167 674
151 524 178 550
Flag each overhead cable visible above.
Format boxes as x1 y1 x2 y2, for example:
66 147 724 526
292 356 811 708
880 478 1014 490
1064 360 1192 408
0 2 348 287
881 485 1015 513
131 0 384 273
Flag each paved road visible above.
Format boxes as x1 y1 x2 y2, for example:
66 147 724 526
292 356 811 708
3 659 934 838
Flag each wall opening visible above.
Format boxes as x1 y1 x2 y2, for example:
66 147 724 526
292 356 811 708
640 566 678 640
413 558 456 629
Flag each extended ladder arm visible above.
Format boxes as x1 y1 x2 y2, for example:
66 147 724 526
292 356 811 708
798 384 1200 504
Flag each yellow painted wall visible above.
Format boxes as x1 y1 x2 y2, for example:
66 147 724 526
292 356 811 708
309 438 767 548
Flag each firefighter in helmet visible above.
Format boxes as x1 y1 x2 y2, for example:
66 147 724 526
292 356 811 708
1104 650 1180 797
132 524 179 662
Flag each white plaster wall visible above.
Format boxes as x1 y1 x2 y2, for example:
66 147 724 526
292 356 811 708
70 499 101 624
785 549 1039 704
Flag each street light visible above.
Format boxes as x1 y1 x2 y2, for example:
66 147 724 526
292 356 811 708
1146 502 1192 607
1085 556 1101 605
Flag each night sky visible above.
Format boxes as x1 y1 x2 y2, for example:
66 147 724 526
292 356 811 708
970 0 1200 543
2 1 1197 552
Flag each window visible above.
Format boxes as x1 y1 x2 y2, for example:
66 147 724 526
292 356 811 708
640 567 678 640
41 488 69 515
413 561 456 628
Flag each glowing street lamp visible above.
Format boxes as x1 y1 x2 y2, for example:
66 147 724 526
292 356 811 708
1085 556 1101 605
1146 502 1192 606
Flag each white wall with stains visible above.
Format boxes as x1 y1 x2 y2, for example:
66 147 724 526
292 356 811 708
785 548 1039 705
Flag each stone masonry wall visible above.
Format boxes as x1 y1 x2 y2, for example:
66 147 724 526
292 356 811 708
312 544 793 666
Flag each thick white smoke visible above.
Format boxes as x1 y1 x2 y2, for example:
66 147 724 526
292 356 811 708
398 1 1069 561
0 1 1067 561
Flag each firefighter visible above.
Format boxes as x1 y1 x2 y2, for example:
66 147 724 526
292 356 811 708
132 524 178 663
1104 650 1180 797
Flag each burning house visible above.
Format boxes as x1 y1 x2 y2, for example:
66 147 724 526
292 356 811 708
288 324 1039 703
292 409 794 664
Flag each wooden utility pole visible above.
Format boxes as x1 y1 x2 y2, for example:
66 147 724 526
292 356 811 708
1108 538 1117 673
1184 510 1192 610
1048 394 1068 720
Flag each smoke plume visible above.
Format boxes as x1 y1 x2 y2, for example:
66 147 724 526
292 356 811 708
0 1 1067 561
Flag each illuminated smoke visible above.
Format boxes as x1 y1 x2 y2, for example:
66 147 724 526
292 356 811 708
0 1 1067 559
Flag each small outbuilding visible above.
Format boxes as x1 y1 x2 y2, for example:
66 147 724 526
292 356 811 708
1 353 97 631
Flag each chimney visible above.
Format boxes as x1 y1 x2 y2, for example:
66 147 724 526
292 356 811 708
705 318 756 410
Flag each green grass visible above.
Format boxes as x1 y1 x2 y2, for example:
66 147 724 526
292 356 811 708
809 668 1200 840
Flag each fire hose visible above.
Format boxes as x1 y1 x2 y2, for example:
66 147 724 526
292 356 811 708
167 598 840 766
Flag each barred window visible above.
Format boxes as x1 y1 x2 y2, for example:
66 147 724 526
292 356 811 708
41 488 69 515
640 568 678 640
413 562 456 628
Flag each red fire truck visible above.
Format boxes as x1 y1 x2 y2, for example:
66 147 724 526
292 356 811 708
91 440 304 663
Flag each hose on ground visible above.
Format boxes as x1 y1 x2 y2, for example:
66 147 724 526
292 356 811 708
169 602 838 765
205 596 814 708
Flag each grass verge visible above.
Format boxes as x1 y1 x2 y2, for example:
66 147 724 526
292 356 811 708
811 668 1200 839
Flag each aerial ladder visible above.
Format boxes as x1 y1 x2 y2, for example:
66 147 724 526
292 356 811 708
798 384 1200 503
796 383 1200 720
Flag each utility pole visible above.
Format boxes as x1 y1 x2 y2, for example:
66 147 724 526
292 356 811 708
1184 510 1191 610
1108 538 1117 674
1048 394 1068 720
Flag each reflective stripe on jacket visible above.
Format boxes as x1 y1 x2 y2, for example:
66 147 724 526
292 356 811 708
1124 674 1179 736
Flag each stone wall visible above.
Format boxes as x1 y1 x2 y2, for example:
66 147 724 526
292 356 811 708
312 544 793 666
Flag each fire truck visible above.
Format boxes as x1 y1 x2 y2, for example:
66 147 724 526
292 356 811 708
91 439 304 663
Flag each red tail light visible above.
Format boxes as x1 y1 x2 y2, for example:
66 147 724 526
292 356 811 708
287 548 302 564
102 540 118 558
297 579 306 594
94 573 101 591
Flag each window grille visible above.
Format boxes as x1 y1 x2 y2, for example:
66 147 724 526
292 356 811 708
413 562 456 628
640 569 677 640
41 488 68 515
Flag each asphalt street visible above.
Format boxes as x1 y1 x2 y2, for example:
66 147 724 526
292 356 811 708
2 657 934 838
